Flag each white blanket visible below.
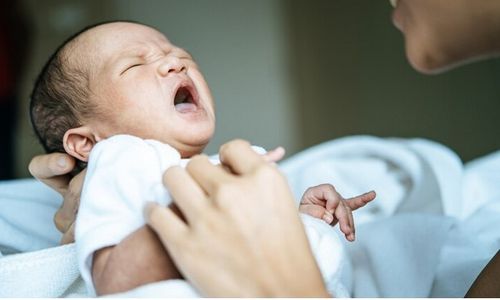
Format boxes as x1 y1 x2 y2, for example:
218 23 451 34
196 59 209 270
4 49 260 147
0 135 499 297
280 135 499 297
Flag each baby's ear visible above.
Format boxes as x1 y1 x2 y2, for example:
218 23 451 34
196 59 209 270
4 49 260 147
63 126 97 162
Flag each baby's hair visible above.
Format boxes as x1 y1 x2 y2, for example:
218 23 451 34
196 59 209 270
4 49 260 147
29 20 146 174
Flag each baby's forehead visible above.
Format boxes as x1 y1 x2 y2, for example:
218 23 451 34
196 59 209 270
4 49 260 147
72 22 170 65
90 23 168 48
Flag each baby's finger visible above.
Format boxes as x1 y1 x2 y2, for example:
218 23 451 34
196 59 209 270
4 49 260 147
299 204 326 219
322 210 334 224
323 185 341 213
301 185 326 206
334 203 352 239
346 191 376 210
347 208 355 241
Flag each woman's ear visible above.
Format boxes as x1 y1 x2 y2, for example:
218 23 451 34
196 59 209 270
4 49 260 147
63 126 97 162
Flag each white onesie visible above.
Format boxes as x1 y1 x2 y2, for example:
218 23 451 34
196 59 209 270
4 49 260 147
75 134 350 297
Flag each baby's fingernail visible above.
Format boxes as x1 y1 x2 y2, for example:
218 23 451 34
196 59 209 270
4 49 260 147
349 233 355 241
323 214 333 224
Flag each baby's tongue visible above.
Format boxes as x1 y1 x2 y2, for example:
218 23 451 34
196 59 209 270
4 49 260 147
175 102 197 113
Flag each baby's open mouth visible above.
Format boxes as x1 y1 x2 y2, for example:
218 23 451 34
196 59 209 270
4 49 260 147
174 85 198 113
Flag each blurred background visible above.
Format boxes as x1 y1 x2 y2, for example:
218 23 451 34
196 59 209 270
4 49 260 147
2 0 500 179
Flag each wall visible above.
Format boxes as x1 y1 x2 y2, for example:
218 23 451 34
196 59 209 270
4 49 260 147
286 0 500 162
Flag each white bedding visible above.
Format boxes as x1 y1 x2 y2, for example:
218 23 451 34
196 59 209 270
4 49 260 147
0 135 499 297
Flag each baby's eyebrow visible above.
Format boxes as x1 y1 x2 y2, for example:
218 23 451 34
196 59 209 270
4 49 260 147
170 47 193 59
119 47 149 59
106 48 143 75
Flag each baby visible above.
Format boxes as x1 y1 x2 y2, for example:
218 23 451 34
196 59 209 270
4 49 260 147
29 21 375 296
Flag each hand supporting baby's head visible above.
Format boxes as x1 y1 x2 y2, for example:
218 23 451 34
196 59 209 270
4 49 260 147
30 21 216 172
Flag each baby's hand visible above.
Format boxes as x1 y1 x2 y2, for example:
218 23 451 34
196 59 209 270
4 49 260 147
299 184 376 241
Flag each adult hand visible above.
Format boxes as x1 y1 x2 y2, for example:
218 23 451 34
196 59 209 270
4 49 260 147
145 139 329 297
262 146 285 164
29 153 84 244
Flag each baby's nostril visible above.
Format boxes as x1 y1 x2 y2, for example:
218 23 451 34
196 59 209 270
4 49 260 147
168 64 186 74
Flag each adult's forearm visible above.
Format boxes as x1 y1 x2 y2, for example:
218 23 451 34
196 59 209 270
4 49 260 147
92 225 182 295
466 250 500 297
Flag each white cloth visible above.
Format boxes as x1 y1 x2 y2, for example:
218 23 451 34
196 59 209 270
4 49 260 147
0 179 61 256
1 135 499 297
76 134 348 297
0 243 85 297
280 135 498 297
280 135 463 219
76 135 181 295
302 214 352 297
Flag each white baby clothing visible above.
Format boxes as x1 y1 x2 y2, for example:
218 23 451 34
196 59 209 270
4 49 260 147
75 134 350 296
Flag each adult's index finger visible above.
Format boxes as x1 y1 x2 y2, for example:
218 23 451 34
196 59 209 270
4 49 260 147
219 139 265 175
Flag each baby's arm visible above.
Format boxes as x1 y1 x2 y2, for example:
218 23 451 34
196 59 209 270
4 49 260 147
91 146 285 295
299 184 375 241
92 207 183 295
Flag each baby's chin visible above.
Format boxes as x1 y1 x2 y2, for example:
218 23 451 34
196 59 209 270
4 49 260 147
177 142 210 158
174 134 213 158
161 124 215 157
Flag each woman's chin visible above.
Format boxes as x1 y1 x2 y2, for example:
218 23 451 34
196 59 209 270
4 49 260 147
405 39 453 74
407 46 488 75
407 54 442 74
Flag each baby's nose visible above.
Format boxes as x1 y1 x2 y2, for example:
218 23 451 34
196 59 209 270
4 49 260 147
158 56 186 76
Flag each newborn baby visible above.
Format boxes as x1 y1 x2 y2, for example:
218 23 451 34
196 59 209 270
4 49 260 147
29 21 375 296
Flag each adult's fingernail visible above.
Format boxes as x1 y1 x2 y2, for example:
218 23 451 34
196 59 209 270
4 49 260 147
275 146 285 154
58 157 67 168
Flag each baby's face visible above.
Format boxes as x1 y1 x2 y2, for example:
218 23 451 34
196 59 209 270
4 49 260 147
79 22 215 157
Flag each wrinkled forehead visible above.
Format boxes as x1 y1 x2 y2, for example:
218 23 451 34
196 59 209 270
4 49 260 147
71 22 171 72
